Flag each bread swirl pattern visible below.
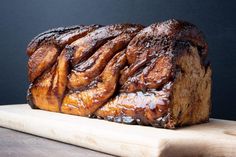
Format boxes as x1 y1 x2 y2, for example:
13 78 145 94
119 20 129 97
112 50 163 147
27 20 211 128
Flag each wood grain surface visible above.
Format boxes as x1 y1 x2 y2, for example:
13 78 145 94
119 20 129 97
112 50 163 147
0 104 235 157
0 127 112 157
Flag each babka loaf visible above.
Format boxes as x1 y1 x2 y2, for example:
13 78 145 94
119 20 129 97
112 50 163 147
27 19 212 128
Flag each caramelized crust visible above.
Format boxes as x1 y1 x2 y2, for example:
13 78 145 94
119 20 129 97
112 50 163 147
29 65 60 111
27 25 99 82
27 19 211 129
61 51 126 116
68 26 142 90
29 47 73 112
125 20 207 65
120 20 208 93
97 43 211 128
120 55 173 93
95 82 172 127
27 25 100 57
69 24 143 66
28 44 58 82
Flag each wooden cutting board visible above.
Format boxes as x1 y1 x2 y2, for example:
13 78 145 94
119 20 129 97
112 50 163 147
0 104 235 157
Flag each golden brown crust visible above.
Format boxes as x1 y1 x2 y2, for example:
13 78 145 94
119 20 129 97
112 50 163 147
26 20 211 129
28 44 59 82
29 64 60 112
61 50 127 116
68 26 143 90
27 25 100 83
95 82 172 127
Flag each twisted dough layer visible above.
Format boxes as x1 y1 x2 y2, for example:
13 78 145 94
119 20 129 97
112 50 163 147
27 25 99 82
27 20 211 128
68 26 142 90
62 50 127 116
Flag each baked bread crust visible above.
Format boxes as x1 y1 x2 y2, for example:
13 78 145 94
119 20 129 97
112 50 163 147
27 19 211 128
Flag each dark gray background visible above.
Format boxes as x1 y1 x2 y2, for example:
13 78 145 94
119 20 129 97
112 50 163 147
0 0 235 120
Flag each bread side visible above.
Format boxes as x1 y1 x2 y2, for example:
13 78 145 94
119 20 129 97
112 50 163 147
169 45 212 128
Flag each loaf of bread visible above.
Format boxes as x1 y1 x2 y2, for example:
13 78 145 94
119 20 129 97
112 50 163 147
27 19 212 128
